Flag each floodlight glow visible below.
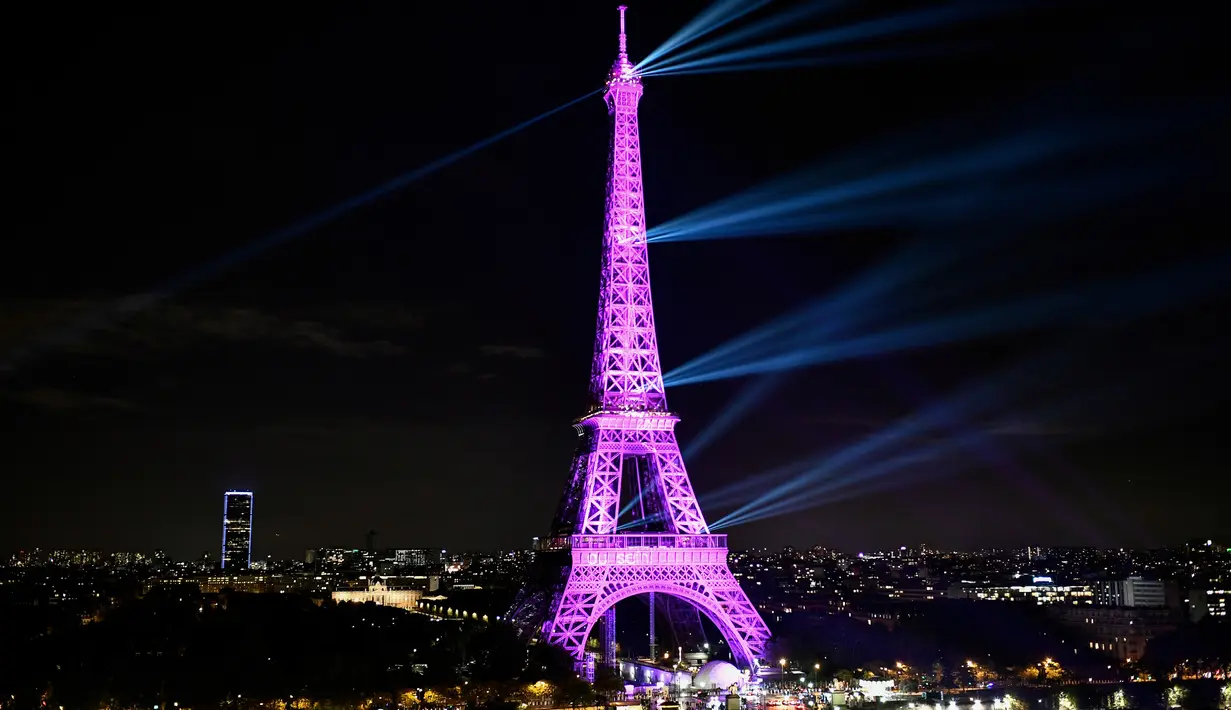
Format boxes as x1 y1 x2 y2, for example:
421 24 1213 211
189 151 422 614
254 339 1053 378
712 404 1075 529
703 280 1231 529
667 251 1230 387
683 373 785 460
619 457 803 530
704 250 1230 528
647 118 1145 244
649 165 1168 245
706 343 1060 529
149 89 602 299
711 443 958 529
645 1 1006 75
699 462 802 509
641 47 947 78
674 238 984 381
637 0 778 70
648 86 1213 246
639 0 847 73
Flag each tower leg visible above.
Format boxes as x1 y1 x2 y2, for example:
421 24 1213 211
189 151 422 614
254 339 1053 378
603 607 617 667
648 591 657 661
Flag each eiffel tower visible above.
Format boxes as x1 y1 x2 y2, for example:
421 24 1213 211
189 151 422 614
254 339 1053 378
508 6 770 676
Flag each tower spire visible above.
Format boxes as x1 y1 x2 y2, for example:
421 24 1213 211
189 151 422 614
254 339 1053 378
595 4 652 413
618 5 628 57
609 6 638 85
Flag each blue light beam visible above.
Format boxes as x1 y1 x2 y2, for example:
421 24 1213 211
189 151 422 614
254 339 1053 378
647 109 1181 244
653 163 1174 244
667 251 1231 387
640 47 956 78
673 233 1032 464
683 374 786 461
639 0 847 73
707 268 1229 529
710 439 968 529
637 0 779 71
134 89 601 300
706 342 1075 528
673 238 989 382
1 90 600 373
644 1 1012 75
617 437 803 529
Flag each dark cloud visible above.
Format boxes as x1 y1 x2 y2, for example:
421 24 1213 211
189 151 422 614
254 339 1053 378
982 418 1097 438
4 387 141 413
0 299 422 363
479 345 547 359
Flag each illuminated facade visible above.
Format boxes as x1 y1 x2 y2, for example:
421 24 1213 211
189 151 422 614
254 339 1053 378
1051 605 1179 662
949 577 1095 605
507 7 770 674
221 490 253 570
1189 588 1230 620
395 548 444 568
1093 577 1168 608
332 580 422 611
1207 590 1229 617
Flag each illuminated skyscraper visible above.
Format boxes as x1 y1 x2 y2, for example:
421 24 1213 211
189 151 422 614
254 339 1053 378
221 490 253 570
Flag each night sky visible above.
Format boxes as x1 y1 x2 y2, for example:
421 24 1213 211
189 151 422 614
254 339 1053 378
3 1 1228 559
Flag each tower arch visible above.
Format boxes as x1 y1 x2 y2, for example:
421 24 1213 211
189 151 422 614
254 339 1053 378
561 576 767 669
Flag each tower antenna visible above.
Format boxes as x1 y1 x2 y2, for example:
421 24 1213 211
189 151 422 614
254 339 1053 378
618 5 628 56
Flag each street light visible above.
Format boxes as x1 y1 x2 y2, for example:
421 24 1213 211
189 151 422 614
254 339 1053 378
814 663 821 686
780 658 787 682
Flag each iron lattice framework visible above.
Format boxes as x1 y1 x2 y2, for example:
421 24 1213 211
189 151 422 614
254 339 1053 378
508 7 770 673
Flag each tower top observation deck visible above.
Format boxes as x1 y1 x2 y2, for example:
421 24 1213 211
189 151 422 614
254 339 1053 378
608 6 640 87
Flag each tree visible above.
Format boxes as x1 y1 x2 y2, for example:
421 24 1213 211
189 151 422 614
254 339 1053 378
1018 658 1065 684
469 625 529 683
423 685 463 707
553 677 595 708
594 665 625 698
521 679 556 704
524 643 580 685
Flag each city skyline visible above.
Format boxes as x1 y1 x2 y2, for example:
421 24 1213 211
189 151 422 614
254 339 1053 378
3 1 1229 558
4 524 1228 707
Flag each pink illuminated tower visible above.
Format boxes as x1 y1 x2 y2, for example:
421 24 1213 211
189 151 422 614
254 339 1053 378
509 7 770 674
